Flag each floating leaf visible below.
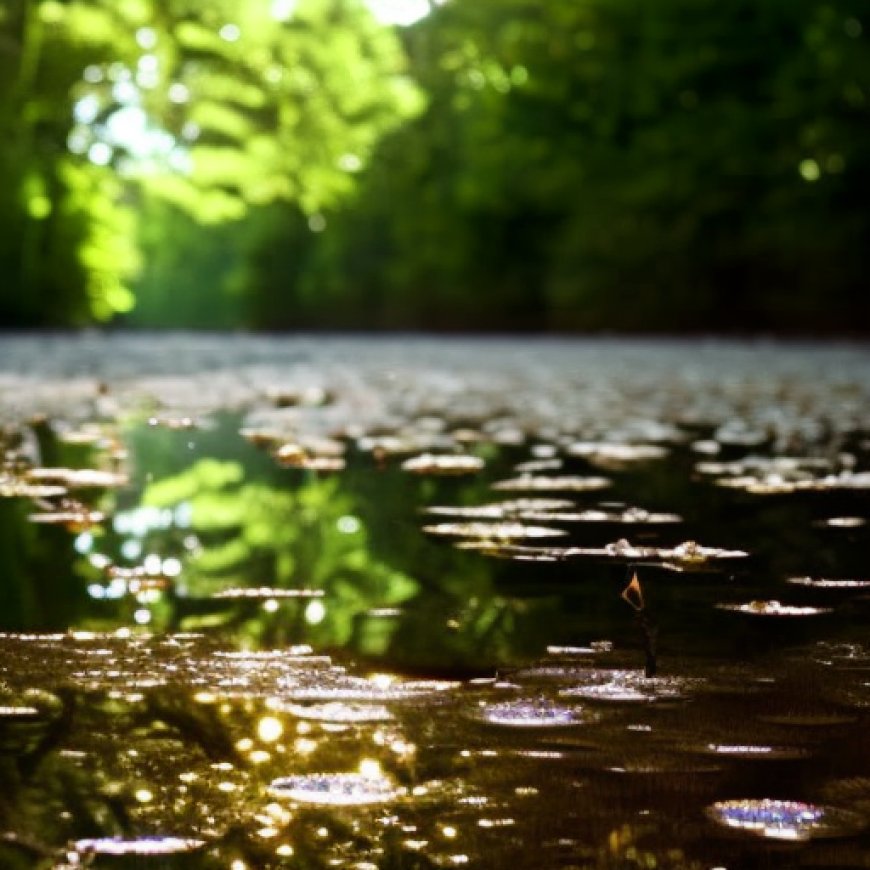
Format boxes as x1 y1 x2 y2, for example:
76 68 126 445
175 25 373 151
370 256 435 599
705 799 866 840
471 698 591 728
567 441 668 466
518 507 682 524
690 744 807 761
268 772 401 805
716 601 832 617
423 521 567 540
74 837 206 856
818 516 866 528
560 670 699 704
29 506 104 530
27 467 127 488
0 479 66 498
401 453 484 475
786 577 870 589
424 499 575 519
492 474 611 492
273 701 393 723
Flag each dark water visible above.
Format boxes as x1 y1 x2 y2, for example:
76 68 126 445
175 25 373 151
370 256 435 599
1 347 870 869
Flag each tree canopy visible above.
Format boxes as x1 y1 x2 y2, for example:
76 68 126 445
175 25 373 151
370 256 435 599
1 0 868 332
1 0 422 324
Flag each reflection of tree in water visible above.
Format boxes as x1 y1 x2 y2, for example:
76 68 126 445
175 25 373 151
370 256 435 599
136 455 540 670
0 422 97 632
142 459 419 650
0 498 87 631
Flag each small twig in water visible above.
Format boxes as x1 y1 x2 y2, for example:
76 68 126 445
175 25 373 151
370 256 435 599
621 570 658 678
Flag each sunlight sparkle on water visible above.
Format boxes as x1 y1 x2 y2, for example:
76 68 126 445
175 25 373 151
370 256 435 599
258 716 284 742
716 600 832 617
706 799 866 840
474 698 588 728
278 701 394 723
268 772 401 805
561 671 699 704
74 837 205 856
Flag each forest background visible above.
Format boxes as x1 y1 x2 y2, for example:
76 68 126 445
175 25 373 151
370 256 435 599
1 0 868 333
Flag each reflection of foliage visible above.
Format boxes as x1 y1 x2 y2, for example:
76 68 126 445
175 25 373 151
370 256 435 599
143 459 418 647
0 501 92 633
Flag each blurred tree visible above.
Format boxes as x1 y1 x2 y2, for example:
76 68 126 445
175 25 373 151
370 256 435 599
133 198 247 328
0 0 140 324
538 0 870 331
249 0 869 333
0 0 423 326
2 0 868 331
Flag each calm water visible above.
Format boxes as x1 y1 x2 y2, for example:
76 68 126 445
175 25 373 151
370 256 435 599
0 337 869 868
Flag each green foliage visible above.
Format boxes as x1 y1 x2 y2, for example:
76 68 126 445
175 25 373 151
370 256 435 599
0 0 422 326
1 0 868 330
0 0 136 324
132 198 247 327
142 459 420 647
243 0 870 332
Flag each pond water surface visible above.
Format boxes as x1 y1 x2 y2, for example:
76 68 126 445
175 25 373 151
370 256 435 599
0 336 869 869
